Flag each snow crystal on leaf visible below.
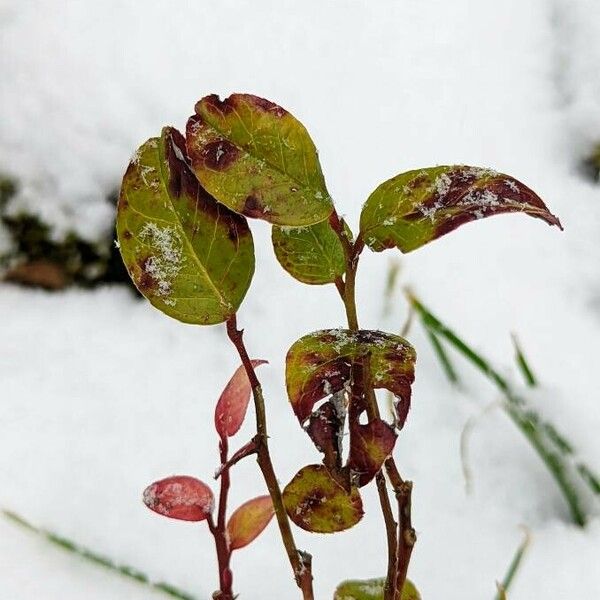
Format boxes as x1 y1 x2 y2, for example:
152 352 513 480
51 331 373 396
139 223 185 298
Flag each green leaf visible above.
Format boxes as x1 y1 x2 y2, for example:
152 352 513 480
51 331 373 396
116 127 255 325
333 577 420 600
283 464 363 533
272 220 347 285
186 94 334 226
286 329 416 426
360 165 562 253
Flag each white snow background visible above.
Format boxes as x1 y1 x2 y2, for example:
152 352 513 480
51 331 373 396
1 0 600 598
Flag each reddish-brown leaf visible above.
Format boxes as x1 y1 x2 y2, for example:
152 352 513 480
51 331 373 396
226 495 275 551
306 399 345 471
214 360 267 438
143 476 214 522
348 419 397 487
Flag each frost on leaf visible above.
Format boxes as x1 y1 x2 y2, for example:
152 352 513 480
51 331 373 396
282 464 363 533
271 220 348 285
186 93 334 226
359 165 562 253
226 495 275 551
214 360 267 438
116 126 255 325
334 577 421 600
286 329 416 428
143 476 214 522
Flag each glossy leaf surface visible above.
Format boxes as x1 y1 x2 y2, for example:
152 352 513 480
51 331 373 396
271 220 347 284
283 464 363 533
333 578 420 600
226 495 275 551
348 419 397 487
214 360 267 438
286 329 416 425
186 94 334 226
117 127 255 324
143 476 214 522
360 165 562 253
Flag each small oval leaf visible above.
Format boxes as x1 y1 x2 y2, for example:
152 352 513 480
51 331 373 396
348 419 397 487
214 360 267 438
286 329 416 427
226 495 275 551
116 127 255 325
283 464 363 533
143 476 214 522
186 94 334 226
360 165 562 253
272 220 347 285
333 578 420 600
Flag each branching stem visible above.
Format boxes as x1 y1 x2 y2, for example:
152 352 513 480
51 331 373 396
330 210 415 599
205 434 234 600
226 316 314 600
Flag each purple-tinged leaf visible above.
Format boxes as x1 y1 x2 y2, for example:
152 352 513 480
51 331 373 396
214 360 267 438
306 398 345 471
282 464 363 533
360 165 562 253
226 495 275 551
143 476 214 522
116 127 255 324
186 94 334 226
348 419 397 487
286 329 415 427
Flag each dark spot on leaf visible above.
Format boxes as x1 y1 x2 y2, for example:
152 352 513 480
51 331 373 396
243 195 265 218
201 140 240 171
137 257 157 292
123 230 132 240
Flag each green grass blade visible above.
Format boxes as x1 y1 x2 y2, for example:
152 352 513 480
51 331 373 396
407 292 595 526
426 328 460 384
2 510 196 599
494 529 531 600
511 333 537 387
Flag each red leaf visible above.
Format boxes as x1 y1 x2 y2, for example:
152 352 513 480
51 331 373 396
226 495 275 551
214 360 267 438
348 419 397 487
143 476 214 522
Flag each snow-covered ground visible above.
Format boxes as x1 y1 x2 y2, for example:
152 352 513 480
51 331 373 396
1 1 600 598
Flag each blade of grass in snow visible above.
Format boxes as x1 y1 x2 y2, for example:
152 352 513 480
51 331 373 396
2 510 197 600
426 328 460 384
494 528 531 600
511 333 537 387
495 583 508 600
407 291 599 527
